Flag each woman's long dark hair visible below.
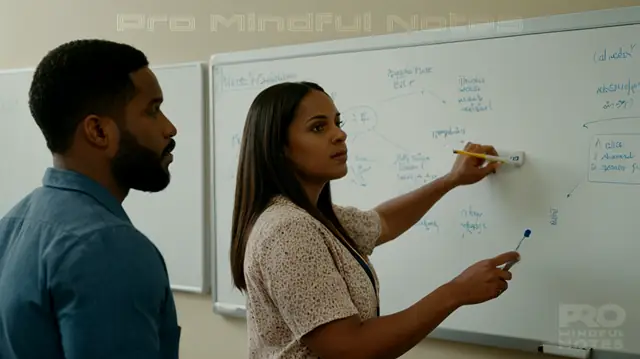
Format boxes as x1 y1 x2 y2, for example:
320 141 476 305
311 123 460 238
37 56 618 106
230 81 357 292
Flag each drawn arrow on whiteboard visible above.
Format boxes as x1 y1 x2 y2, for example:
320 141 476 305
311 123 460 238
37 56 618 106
566 171 592 198
426 90 447 104
566 182 582 198
380 89 447 104
582 116 640 128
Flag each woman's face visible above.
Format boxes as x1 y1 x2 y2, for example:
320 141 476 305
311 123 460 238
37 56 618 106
285 89 349 185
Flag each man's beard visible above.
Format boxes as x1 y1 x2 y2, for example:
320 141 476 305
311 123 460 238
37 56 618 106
110 130 174 193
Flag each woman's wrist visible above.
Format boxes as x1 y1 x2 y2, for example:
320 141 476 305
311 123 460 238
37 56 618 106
433 281 468 310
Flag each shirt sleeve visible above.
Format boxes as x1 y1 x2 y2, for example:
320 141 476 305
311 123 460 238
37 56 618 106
48 225 180 359
258 216 359 339
332 204 382 256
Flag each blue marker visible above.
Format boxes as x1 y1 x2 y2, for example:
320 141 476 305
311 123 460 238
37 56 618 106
514 228 532 251
503 228 531 271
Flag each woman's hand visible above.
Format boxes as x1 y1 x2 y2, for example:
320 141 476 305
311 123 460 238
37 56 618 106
446 142 501 187
447 251 520 305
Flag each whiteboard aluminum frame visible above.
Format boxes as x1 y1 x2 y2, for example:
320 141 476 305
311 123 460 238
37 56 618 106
208 6 640 358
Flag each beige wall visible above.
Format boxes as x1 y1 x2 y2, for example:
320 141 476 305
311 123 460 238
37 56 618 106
3 0 638 358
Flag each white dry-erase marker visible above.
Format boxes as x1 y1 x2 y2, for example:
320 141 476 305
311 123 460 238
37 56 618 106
538 344 592 359
213 303 246 317
502 228 531 271
453 149 526 167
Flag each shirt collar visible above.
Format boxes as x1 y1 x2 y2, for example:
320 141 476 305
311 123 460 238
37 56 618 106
42 167 131 223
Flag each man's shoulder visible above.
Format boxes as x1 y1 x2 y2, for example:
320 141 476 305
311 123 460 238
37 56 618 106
57 224 161 267
2 186 130 237
47 224 170 297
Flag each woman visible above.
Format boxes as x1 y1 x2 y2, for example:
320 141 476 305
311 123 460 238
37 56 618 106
230 81 519 359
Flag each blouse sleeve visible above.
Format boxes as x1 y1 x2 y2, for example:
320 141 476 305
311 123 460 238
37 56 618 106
333 204 382 256
257 216 359 340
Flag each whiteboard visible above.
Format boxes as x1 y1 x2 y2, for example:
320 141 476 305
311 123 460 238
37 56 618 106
0 62 210 293
0 67 51 218
209 6 640 359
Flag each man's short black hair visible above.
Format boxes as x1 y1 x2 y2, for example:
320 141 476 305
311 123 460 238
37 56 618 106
29 39 149 154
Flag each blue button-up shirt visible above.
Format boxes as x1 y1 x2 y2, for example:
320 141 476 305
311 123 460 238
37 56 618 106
0 167 180 359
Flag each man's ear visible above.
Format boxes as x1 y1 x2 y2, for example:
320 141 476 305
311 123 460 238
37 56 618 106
81 115 117 149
